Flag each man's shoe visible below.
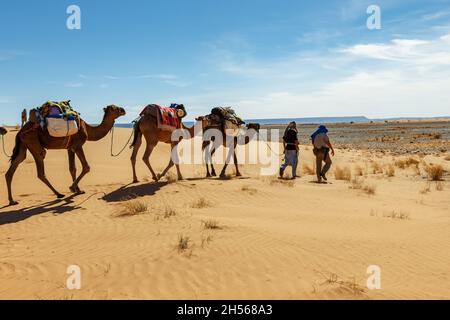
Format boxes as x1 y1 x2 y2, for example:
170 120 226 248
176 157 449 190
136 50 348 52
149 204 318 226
279 168 285 178
321 173 328 181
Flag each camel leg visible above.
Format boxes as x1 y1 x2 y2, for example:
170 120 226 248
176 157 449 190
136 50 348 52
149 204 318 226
68 150 77 184
210 147 217 177
5 143 27 206
159 142 183 180
202 141 212 177
131 132 142 183
31 149 65 199
142 143 158 182
220 141 236 178
234 145 242 177
70 147 90 194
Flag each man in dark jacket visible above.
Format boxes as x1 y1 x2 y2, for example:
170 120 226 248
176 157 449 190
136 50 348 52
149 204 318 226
279 122 299 179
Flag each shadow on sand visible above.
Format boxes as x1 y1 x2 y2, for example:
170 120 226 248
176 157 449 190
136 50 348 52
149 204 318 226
0 194 80 226
102 181 168 203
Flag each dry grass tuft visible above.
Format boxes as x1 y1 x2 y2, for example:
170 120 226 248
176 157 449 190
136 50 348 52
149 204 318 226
241 185 258 195
165 172 178 184
371 161 383 174
334 166 352 181
115 200 149 217
191 197 212 209
383 210 410 220
267 176 295 187
354 165 365 177
395 157 420 170
320 273 365 296
350 178 376 195
424 164 445 181
202 219 221 230
163 204 177 218
177 235 191 252
385 164 396 177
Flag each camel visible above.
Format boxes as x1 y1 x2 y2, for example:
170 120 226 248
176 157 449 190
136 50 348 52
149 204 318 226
5 105 126 206
130 111 209 183
0 127 7 136
198 118 260 178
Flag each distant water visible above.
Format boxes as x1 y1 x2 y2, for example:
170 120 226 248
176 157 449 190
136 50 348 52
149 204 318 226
115 116 370 128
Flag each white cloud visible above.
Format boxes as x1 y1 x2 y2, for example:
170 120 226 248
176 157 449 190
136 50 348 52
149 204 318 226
343 34 450 67
200 32 450 119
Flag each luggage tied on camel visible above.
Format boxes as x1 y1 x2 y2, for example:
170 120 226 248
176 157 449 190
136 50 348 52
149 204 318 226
139 103 187 132
208 107 245 136
29 100 81 138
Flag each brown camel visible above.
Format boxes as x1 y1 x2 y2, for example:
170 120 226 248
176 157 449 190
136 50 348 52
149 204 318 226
199 119 260 178
5 105 126 206
130 112 209 183
0 127 7 136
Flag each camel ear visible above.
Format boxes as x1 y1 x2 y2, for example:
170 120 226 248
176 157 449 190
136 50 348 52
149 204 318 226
104 107 107 112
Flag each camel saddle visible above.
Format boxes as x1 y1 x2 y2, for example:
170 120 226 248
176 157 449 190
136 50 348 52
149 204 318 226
140 104 186 132
30 100 80 138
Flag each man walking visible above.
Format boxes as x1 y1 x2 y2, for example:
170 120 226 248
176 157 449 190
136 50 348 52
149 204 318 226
21 108 27 128
311 125 335 183
279 121 299 179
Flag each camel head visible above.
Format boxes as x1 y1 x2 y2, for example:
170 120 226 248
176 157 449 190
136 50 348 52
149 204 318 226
195 116 212 128
246 123 261 132
0 127 7 136
104 105 126 120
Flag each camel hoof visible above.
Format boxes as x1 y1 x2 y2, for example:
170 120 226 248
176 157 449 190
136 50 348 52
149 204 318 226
133 179 139 184
56 194 65 199
177 176 184 181
154 175 160 182
236 172 242 177
206 174 211 178
211 172 217 177
9 201 19 206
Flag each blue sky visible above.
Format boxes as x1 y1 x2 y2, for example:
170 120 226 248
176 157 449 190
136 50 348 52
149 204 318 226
1 0 450 124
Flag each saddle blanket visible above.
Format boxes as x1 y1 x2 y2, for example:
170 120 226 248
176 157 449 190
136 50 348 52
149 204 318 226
140 104 182 132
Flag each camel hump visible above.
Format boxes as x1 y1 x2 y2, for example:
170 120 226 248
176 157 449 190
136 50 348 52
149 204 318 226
140 104 160 118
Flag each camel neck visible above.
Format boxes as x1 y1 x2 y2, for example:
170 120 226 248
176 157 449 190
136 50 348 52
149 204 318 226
85 116 115 141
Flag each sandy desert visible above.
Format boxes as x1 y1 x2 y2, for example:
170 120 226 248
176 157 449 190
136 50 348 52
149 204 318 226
0 122 449 300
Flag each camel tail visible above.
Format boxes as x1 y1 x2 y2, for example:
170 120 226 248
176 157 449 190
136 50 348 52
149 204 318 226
130 122 141 149
10 133 22 163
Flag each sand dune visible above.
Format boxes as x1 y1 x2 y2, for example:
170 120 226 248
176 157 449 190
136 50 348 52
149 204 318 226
0 128 449 300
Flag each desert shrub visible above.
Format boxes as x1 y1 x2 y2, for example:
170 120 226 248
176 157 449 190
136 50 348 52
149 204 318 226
191 197 212 209
202 219 221 230
371 162 383 174
116 200 148 217
395 157 420 169
385 164 395 177
383 210 410 220
177 235 190 252
424 164 445 181
354 165 365 177
334 166 351 181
